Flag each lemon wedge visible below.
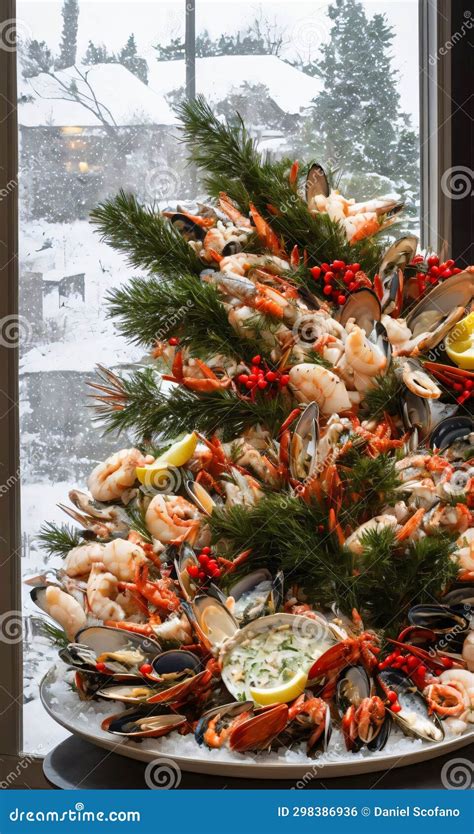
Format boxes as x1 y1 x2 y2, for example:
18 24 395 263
249 669 308 706
446 312 474 370
136 432 198 485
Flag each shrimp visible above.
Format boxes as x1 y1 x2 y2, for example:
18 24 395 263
219 252 289 276
402 362 441 399
145 494 203 544
438 669 474 723
453 528 474 574
86 565 125 622
344 325 387 378
64 542 106 578
88 448 150 502
42 585 87 641
462 631 474 673
101 538 148 582
289 363 352 415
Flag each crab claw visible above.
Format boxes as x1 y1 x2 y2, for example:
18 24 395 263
229 703 288 752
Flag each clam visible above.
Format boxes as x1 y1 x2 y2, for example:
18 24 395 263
305 163 329 203
339 288 381 335
406 271 474 349
182 595 239 651
184 478 216 516
378 668 444 742
195 700 254 747
228 569 284 625
289 401 320 481
378 235 418 282
102 707 187 738
429 416 474 452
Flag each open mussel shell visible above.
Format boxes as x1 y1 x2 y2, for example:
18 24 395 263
150 648 202 677
228 569 284 625
408 604 470 635
184 478 216 516
168 212 206 242
96 684 161 704
195 700 254 747
76 625 161 657
222 239 243 257
442 585 474 607
369 321 391 364
289 401 320 481
174 541 200 601
59 626 162 679
182 595 239 651
339 288 381 335
429 416 474 451
102 707 187 739
59 643 98 671
305 163 329 203
401 389 432 445
378 669 444 742
336 665 371 713
406 271 474 345
367 713 392 752
379 235 418 281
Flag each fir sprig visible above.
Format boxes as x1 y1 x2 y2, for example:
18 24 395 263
178 96 382 273
363 366 403 418
106 272 264 361
90 190 202 277
37 620 69 648
90 365 291 441
37 522 82 558
125 505 153 543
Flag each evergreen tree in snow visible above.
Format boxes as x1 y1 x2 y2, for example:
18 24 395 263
154 15 285 60
21 40 54 77
55 0 79 69
297 0 418 213
117 34 148 84
83 40 110 65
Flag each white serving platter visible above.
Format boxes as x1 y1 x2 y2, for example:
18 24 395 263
41 664 474 780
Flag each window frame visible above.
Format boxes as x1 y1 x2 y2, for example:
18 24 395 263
0 0 468 763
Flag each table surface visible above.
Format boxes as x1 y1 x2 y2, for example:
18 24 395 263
43 735 474 790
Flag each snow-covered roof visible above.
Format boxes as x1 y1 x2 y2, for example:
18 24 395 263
148 55 322 115
19 63 177 128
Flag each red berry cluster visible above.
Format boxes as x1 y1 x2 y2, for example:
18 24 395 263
187 546 222 583
411 255 462 295
237 355 290 393
310 260 363 307
379 648 452 691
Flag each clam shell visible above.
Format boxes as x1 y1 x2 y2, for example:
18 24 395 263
339 289 381 335
379 235 418 281
289 402 320 481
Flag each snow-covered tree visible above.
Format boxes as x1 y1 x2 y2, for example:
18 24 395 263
117 34 148 84
55 0 79 69
296 0 418 211
21 40 54 77
83 41 110 65
154 15 286 60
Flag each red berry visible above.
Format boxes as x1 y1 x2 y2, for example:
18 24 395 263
427 255 439 267
407 655 418 669
351 263 361 273
387 691 398 704
201 546 211 554
310 266 321 279
464 380 473 390
332 259 345 270
280 374 290 386
266 371 277 382
452 267 462 274
248 374 257 383
251 355 261 365
95 662 107 672
198 570 206 581
391 704 402 713
321 263 330 272
187 565 199 578
429 266 440 276
168 337 180 346
337 295 346 305
412 255 424 264
440 269 452 279
211 568 221 579
453 382 463 392
139 663 153 676
257 379 267 389
245 381 253 389
324 270 335 281
198 554 209 566
348 282 356 292
445 259 455 268
323 285 333 296
238 374 248 384
417 664 427 678
441 656 453 668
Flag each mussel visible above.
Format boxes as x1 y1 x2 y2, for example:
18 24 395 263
430 416 474 452
143 650 209 705
195 700 254 747
378 668 444 742
102 706 187 739
369 321 392 365
167 212 206 242
289 401 320 481
59 626 161 679
182 595 239 651
305 163 329 203
442 585 474 607
378 235 418 282
174 541 201 601
339 288 381 335
408 604 470 636
184 478 216 516
96 684 161 704
406 271 474 349
401 389 433 445
336 665 391 752
228 569 284 625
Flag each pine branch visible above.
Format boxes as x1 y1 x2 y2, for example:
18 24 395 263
37 619 69 648
90 189 202 277
90 365 290 441
338 451 401 523
37 522 82 558
106 271 264 361
178 96 382 273
362 366 403 418
125 506 153 543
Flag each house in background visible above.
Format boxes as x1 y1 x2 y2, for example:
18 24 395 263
18 57 322 220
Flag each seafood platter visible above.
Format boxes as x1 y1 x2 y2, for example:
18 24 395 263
30 114 474 777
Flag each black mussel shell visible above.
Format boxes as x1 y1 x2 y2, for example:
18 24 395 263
408 604 470 635
102 706 187 738
76 625 161 658
377 668 444 742
222 239 242 257
339 288 381 335
151 649 201 678
169 213 206 242
336 665 371 714
367 713 392 751
195 701 253 746
429 416 474 451
442 585 474 607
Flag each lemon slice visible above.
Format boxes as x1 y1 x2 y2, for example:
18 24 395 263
249 669 308 706
136 432 198 484
446 312 474 370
